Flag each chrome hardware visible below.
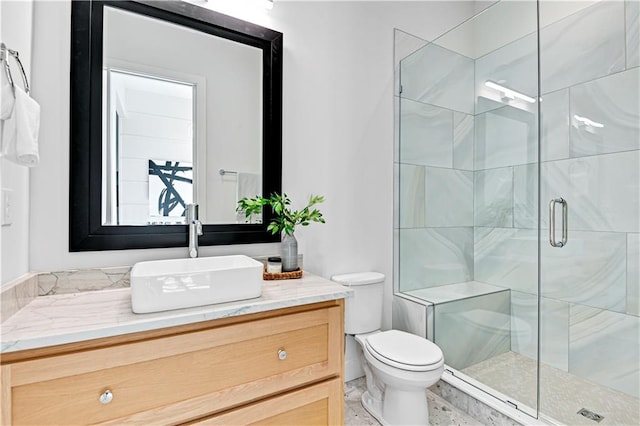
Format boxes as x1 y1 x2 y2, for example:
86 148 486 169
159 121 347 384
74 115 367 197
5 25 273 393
218 168 238 176
0 42 30 97
99 389 113 404
549 197 568 248
186 203 203 258
278 349 287 360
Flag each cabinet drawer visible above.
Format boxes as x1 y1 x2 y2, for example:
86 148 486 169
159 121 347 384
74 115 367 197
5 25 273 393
190 378 343 426
8 306 343 425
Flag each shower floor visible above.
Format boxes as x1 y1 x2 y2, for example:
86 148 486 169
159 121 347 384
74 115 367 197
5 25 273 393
461 351 640 425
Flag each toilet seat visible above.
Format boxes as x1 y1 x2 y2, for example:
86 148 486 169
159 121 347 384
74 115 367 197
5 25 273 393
364 330 443 372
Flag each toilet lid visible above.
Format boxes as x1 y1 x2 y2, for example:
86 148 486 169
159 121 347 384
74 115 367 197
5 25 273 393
365 330 443 372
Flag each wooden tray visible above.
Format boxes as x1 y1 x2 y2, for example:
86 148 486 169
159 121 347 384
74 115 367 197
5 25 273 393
263 268 303 280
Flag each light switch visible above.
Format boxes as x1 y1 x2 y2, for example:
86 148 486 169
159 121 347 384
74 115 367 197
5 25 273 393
1 188 12 226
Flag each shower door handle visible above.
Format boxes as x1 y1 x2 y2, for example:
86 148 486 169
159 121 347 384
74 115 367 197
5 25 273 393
549 198 568 248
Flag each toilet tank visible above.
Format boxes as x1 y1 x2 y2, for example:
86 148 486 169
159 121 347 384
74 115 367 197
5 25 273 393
331 272 385 334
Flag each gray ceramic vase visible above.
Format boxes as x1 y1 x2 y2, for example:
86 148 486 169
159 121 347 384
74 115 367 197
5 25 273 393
281 233 298 272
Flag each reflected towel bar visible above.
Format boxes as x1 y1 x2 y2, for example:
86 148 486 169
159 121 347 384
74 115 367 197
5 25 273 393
0 42 30 96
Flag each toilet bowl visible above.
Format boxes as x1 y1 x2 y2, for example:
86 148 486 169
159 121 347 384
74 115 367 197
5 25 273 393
331 272 445 426
355 330 444 425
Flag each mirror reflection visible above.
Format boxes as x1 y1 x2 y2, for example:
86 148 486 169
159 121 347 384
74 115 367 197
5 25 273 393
102 5 263 226
104 69 195 226
69 0 282 251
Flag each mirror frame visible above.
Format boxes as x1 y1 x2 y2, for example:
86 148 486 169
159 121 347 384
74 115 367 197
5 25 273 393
70 0 282 251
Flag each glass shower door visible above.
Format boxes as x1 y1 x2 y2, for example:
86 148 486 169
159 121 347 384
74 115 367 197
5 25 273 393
395 0 541 418
537 1 640 424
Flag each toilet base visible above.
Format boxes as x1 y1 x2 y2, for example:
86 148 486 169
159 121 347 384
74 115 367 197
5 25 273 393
354 331 442 426
361 390 386 425
361 387 429 426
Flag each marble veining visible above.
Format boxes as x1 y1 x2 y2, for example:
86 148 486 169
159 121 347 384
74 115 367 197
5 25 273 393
512 163 538 229
510 291 568 372
540 88 570 162
38 267 130 295
474 105 538 171
569 304 639 398
399 163 425 228
401 42 475 115
0 273 351 353
474 167 514 228
399 98 453 168
453 111 474 171
399 227 474 291
569 68 640 158
540 0 626 94
541 230 627 313
434 290 511 370
474 227 538 295
474 226 628 313
425 167 473 227
540 151 639 233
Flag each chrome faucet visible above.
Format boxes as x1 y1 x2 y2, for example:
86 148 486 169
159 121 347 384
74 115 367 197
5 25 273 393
186 203 203 258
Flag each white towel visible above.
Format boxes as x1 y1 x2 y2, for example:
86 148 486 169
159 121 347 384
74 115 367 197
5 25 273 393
236 172 262 223
2 86 40 167
1 77 14 120
236 172 261 201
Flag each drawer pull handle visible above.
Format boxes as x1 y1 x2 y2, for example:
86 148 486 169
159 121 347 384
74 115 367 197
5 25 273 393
278 349 288 360
99 390 113 405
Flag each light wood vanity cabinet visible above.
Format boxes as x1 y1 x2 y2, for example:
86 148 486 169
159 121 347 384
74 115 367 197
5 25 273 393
0 300 344 425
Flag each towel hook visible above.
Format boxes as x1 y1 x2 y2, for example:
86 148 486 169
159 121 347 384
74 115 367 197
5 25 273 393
0 42 30 97
1 42 16 96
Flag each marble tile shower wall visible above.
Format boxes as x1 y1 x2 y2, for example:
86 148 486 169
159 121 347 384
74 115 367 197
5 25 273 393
399 41 475 292
397 0 639 399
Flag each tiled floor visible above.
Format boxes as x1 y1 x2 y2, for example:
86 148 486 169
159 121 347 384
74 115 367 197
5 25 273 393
344 377 483 425
462 351 640 425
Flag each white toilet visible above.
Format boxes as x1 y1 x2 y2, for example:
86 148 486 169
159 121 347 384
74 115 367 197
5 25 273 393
332 272 444 426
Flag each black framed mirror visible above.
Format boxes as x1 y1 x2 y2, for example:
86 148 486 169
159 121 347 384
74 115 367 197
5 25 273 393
69 0 282 251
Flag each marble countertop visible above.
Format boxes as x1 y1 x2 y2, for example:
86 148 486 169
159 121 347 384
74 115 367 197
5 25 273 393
1 273 352 354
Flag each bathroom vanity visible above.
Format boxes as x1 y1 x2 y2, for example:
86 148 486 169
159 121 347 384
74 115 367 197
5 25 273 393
0 274 350 425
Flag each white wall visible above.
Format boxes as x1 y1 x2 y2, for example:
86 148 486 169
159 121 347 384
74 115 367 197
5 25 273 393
27 0 477 326
268 1 479 327
1 0 34 285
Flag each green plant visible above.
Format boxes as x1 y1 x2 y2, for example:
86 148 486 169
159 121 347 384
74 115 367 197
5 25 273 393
237 193 326 236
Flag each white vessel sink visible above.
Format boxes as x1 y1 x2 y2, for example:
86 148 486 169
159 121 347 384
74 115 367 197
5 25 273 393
130 255 263 313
